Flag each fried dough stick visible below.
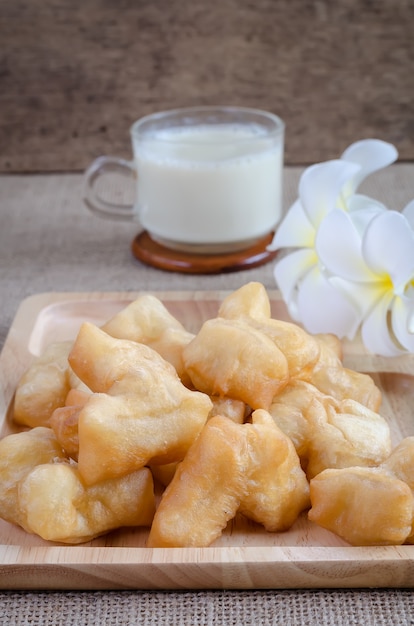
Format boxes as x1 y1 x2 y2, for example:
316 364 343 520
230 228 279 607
148 410 309 547
69 323 213 485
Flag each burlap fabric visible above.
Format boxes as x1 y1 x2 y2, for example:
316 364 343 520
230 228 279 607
0 589 414 625
0 166 413 623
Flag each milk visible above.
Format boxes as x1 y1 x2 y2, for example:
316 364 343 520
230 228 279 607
134 124 283 252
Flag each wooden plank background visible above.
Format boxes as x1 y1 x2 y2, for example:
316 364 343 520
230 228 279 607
1 0 413 172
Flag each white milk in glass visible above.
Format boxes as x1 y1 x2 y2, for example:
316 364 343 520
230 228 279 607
134 123 283 251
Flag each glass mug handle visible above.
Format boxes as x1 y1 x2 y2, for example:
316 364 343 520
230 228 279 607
83 156 137 220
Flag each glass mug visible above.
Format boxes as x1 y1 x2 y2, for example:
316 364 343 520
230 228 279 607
83 106 285 254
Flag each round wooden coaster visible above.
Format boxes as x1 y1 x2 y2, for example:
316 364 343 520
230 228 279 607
131 231 278 274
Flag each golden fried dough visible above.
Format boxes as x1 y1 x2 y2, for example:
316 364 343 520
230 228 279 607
250 293 381 412
218 282 321 379
0 427 66 528
50 405 81 460
305 365 382 412
149 462 179 487
148 411 309 547
64 388 91 407
102 294 194 385
69 323 212 484
208 396 247 423
270 387 391 478
269 380 324 458
239 409 310 532
249 317 321 379
314 333 343 365
381 437 414 489
4 281 403 548
19 463 155 543
305 397 390 478
183 318 289 410
13 341 73 428
308 466 413 546
218 281 272 320
0 424 155 544
297 328 381 412
380 437 414 543
49 389 91 461
147 416 247 547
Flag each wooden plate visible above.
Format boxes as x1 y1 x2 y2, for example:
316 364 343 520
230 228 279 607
1 290 414 590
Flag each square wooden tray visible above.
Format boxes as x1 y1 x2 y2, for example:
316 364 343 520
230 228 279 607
1 290 414 590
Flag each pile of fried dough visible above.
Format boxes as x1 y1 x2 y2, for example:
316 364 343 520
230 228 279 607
2 282 414 547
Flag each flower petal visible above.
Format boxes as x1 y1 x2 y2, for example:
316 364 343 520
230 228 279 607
298 160 361 226
361 291 405 356
390 296 414 353
315 210 376 282
402 199 414 229
346 194 388 223
329 276 386 324
362 211 414 293
341 139 398 193
268 199 315 250
296 267 360 338
273 248 317 317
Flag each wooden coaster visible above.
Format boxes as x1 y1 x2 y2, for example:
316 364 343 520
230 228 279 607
131 231 278 274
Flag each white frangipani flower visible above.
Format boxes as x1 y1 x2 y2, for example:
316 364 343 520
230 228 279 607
269 139 414 356
269 161 367 335
316 206 414 356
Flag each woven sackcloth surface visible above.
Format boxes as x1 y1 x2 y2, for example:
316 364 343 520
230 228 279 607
0 590 414 626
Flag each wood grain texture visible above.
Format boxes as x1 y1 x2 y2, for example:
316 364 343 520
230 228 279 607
130 231 279 273
1 290 414 589
0 0 413 172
